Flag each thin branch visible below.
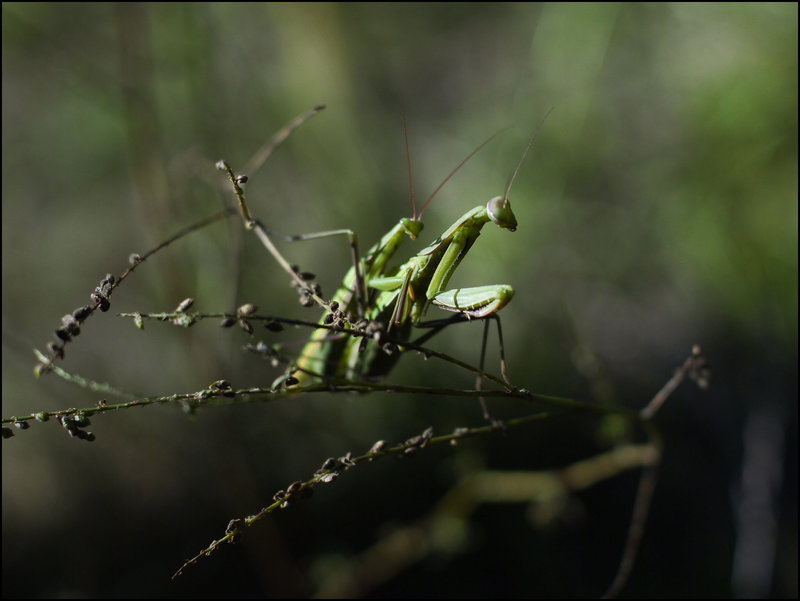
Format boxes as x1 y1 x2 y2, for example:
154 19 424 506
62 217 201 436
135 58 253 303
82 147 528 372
603 345 709 598
172 411 559 579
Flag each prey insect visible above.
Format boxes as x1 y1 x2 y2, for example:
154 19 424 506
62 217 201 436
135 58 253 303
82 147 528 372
291 110 551 393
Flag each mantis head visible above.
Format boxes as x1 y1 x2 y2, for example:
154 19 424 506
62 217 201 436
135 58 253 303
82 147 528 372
401 217 424 240
487 195 517 231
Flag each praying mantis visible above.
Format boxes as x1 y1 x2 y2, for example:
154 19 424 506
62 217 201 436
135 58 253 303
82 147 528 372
289 109 550 388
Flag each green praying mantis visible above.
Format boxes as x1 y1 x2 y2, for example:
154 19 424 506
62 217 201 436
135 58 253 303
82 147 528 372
288 108 551 390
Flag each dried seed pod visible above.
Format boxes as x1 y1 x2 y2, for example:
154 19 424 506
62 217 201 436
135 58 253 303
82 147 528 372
72 305 91 322
96 277 112 296
61 315 80 336
420 427 434 445
55 327 72 342
237 303 257 316
238 319 253 335
235 174 248 184
210 379 232 391
264 320 283 332
14 421 29 430
225 518 243 544
338 452 355 467
219 317 236 328
170 313 195 328
175 298 194 313
368 440 387 454
128 253 142 265
226 518 243 534
286 481 303 496
404 434 422 448
320 457 338 472
91 284 111 311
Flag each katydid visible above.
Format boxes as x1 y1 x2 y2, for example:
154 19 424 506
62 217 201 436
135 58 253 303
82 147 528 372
293 111 549 386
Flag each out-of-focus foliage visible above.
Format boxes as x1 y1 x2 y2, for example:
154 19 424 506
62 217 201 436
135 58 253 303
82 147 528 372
3 3 796 598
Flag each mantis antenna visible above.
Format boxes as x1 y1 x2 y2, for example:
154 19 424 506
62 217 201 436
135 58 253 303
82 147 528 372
503 106 554 203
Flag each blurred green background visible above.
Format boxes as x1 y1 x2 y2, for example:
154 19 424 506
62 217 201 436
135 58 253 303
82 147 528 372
2 3 796 597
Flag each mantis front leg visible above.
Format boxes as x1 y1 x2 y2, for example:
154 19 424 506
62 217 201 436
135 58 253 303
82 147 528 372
429 285 515 319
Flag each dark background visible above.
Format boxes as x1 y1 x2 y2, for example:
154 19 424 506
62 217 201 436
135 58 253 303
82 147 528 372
3 3 796 597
